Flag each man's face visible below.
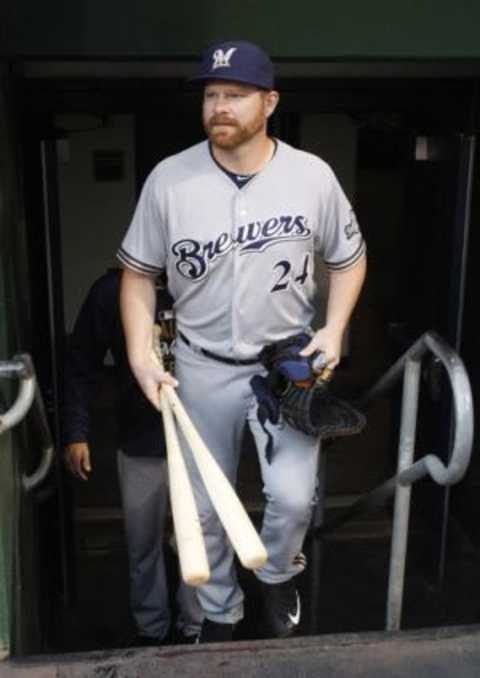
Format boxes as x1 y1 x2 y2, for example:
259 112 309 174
202 81 277 150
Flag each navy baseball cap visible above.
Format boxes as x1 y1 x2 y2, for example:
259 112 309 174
190 40 275 90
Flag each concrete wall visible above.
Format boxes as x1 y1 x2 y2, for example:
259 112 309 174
56 115 135 332
300 113 357 351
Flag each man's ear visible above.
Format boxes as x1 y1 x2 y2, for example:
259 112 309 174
265 90 280 118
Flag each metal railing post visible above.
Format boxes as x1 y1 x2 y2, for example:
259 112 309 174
312 330 473 632
386 357 421 631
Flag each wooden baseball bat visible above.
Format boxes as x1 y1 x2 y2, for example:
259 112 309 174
152 328 210 586
163 387 268 571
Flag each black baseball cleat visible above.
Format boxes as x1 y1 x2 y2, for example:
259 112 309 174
260 579 301 638
196 619 235 643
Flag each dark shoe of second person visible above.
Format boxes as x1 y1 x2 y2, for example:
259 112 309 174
130 634 163 647
197 619 235 643
174 629 200 645
260 579 301 638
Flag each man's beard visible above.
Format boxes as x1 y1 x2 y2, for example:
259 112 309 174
205 110 265 150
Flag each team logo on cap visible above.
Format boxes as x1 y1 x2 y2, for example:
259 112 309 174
212 47 237 70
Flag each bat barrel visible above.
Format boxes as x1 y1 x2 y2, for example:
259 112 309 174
165 388 268 570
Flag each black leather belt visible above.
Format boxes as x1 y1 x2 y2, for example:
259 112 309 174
178 331 259 366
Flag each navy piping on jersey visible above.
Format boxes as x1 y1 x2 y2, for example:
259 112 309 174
117 247 163 275
325 240 366 271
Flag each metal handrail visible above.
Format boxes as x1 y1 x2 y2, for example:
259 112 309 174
315 330 474 631
318 331 473 533
360 331 473 486
0 357 35 430
0 353 54 491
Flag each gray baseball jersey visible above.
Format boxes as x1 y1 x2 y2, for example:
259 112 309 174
117 139 365 359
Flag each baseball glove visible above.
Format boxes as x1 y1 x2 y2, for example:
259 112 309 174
280 377 366 438
250 333 366 462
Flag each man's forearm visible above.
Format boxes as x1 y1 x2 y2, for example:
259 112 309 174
301 253 367 366
119 268 176 409
120 267 157 369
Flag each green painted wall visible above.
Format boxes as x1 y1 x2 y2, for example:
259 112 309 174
0 256 14 659
0 387 14 660
0 66 38 658
3 0 480 60
0 65 15 661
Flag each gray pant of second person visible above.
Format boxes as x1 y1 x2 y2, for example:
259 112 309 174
117 450 203 639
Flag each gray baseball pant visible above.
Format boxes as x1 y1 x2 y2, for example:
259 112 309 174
175 340 320 625
117 450 203 638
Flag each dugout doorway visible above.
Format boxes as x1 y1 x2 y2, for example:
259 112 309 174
10 66 480 654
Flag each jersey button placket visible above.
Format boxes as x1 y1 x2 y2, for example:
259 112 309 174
231 194 247 353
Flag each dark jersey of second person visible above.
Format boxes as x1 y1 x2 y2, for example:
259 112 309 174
61 268 171 457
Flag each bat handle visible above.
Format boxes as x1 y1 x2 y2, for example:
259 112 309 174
317 366 334 384
311 351 334 385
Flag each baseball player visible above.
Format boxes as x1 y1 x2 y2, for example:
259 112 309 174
62 268 202 646
117 40 367 643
